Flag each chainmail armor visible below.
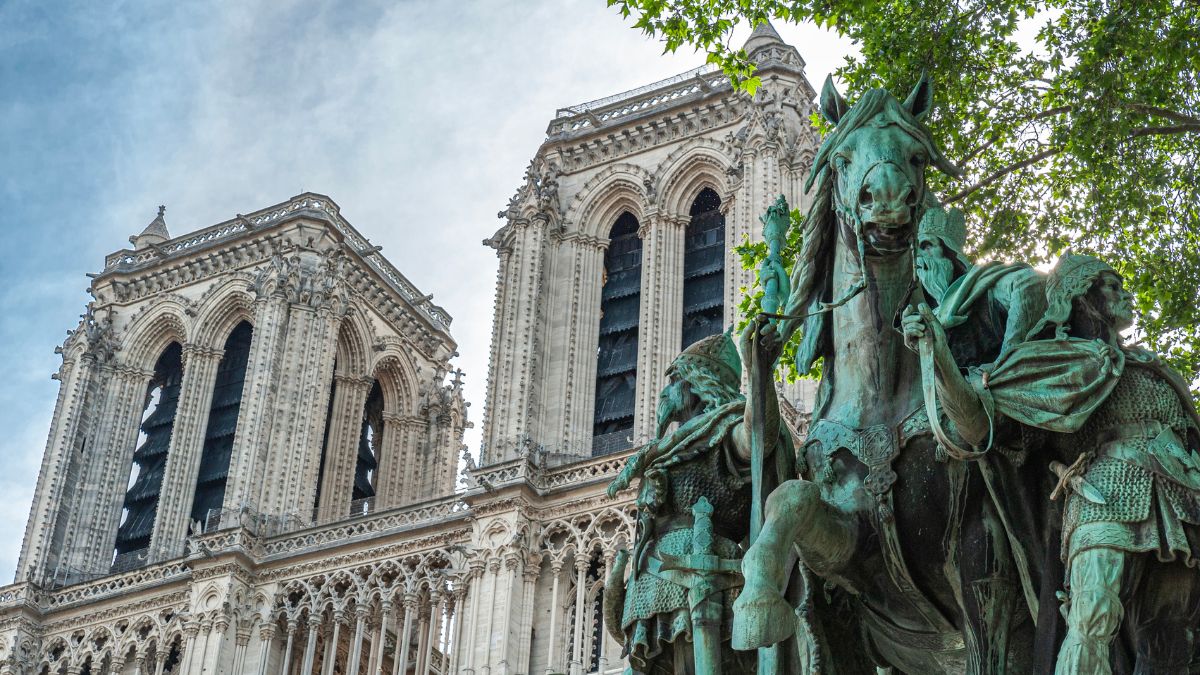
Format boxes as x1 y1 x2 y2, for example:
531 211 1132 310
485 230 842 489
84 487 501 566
1061 363 1200 566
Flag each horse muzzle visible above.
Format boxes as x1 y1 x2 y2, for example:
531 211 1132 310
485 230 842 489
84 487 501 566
862 209 915 255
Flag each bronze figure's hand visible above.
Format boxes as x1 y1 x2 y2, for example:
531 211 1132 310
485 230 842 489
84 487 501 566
901 303 946 354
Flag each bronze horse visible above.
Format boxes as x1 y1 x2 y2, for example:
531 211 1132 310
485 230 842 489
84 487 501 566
733 77 1038 673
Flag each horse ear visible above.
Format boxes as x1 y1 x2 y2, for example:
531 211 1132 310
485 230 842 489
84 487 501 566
820 75 848 126
903 72 933 121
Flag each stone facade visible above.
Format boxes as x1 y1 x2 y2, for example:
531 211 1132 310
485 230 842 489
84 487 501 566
0 25 818 675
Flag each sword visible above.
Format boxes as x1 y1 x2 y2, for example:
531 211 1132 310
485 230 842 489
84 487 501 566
1049 459 1107 504
657 497 744 675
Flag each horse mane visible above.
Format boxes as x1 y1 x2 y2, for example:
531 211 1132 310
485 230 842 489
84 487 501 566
782 168 836 373
782 86 960 374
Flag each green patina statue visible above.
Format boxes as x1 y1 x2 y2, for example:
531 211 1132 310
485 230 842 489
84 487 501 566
905 253 1200 673
607 73 1200 675
605 330 794 675
758 195 791 318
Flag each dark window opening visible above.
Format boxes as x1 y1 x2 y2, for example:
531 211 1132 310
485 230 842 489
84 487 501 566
190 321 253 529
352 380 383 505
682 188 725 348
115 342 184 556
593 212 641 453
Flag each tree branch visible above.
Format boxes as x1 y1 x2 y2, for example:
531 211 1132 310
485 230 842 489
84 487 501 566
1123 104 1200 126
1129 123 1200 138
946 147 1060 203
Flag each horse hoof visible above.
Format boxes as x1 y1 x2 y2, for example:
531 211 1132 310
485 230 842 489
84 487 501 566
732 588 795 649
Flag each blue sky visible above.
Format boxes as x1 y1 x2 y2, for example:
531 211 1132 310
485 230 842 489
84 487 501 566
0 0 851 582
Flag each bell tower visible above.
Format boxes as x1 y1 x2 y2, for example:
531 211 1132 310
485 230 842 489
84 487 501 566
16 195 469 587
480 22 821 465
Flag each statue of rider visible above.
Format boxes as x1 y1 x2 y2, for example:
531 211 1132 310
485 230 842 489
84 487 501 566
606 329 795 675
903 253 1200 673
914 204 1046 365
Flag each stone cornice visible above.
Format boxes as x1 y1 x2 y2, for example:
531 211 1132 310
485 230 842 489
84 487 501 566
545 97 748 175
94 194 454 338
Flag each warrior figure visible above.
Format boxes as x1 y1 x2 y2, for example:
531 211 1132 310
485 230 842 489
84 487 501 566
914 204 1045 365
606 329 794 675
904 253 1200 673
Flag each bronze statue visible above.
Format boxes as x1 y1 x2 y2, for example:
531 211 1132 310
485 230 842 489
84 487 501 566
606 330 794 675
606 72 1200 674
905 253 1200 673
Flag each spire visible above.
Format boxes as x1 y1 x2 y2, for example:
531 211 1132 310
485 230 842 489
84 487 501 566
131 205 171 249
744 19 784 55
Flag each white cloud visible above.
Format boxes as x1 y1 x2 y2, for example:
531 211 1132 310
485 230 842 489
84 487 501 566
0 0 853 581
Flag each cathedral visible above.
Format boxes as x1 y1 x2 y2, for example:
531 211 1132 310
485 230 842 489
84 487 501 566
0 25 819 675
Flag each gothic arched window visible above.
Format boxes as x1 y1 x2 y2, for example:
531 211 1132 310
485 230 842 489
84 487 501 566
351 380 383 513
593 212 641 455
682 188 726 348
115 342 184 557
189 321 253 529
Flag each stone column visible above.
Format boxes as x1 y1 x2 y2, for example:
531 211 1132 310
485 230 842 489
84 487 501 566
222 290 289 518
15 347 94 582
315 375 374 522
370 601 392 675
419 593 440 675
570 557 589 675
149 344 224 560
70 365 154 574
258 298 343 520
446 588 466 675
322 611 344 675
153 650 168 675
483 559 502 670
180 622 200 675
394 593 417 675
544 561 563 675
278 619 298 675
300 617 320 675
373 412 403 508
460 562 484 674
555 237 607 456
257 621 278 675
631 213 685 441
233 625 252 675
517 560 540 674
347 604 368 674
480 215 551 463
133 654 146 675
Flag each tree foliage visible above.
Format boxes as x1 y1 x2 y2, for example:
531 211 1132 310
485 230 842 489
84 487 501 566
608 0 1200 385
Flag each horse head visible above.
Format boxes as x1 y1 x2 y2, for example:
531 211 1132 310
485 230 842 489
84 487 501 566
810 75 959 257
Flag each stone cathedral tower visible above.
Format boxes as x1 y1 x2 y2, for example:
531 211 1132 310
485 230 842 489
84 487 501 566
0 24 818 675
481 22 819 466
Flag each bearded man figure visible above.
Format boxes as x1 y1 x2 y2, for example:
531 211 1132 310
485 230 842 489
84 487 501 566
606 329 795 675
915 205 1046 365
904 253 1200 673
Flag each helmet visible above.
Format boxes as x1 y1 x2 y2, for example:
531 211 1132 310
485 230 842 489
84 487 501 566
1028 253 1118 339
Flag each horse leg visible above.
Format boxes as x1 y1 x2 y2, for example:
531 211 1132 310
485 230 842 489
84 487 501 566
1124 558 1200 674
956 483 1020 675
732 479 857 650
1055 547 1128 675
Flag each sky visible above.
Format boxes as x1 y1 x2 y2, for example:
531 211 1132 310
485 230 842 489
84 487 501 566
0 0 854 583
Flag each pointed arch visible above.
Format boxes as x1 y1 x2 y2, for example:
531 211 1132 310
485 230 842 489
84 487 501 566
653 142 731 219
370 350 418 417
120 301 190 372
566 163 653 238
114 341 184 557
334 305 373 377
193 277 256 350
